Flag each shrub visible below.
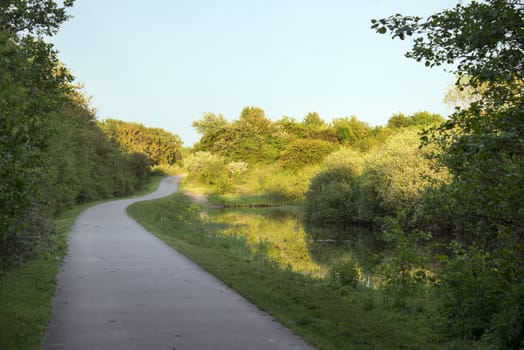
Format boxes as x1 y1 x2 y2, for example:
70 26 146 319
279 138 337 170
379 218 431 308
353 130 449 221
304 167 360 224
322 148 364 174
228 161 248 183
328 261 359 289
434 243 503 341
253 165 318 203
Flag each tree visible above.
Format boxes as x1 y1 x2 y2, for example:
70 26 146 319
193 107 287 164
374 0 524 241
372 1 523 88
443 76 488 110
275 116 308 138
0 1 75 269
192 112 229 151
99 119 183 166
304 167 359 225
354 130 449 221
303 112 325 129
0 1 155 269
0 0 74 38
373 1 524 345
387 111 444 129
386 113 411 129
278 139 337 170
332 116 372 145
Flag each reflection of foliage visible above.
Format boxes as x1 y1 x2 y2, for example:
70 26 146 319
379 218 431 309
208 208 323 275
304 223 385 288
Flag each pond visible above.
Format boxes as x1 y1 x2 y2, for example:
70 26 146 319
203 206 385 285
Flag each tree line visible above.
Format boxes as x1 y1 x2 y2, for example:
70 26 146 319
0 1 182 272
188 105 441 196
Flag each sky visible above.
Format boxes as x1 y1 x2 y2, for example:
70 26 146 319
50 0 460 146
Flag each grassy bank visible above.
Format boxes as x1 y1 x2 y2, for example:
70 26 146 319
128 192 453 349
0 174 166 350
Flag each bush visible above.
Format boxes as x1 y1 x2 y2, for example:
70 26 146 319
185 151 233 193
304 167 360 224
253 165 317 203
353 130 449 221
486 283 524 349
279 138 337 170
328 261 359 289
322 148 364 173
434 243 503 341
228 161 248 183
379 218 431 309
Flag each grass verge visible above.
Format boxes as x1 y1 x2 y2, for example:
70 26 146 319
128 192 449 350
0 173 166 350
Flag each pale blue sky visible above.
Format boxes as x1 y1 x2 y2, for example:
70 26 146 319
51 0 459 146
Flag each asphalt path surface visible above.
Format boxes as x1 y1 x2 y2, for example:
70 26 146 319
43 176 315 350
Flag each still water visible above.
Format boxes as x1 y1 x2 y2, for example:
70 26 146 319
203 207 384 281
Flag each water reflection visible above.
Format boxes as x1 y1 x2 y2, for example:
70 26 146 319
204 207 384 282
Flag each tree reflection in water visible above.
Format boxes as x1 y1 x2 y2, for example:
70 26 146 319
205 207 386 286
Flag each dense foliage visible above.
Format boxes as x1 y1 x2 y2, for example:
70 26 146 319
188 1 524 348
372 1 524 347
304 129 448 225
189 106 435 200
0 1 151 271
192 107 399 167
98 119 183 166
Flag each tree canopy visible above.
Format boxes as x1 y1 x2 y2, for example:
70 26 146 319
0 0 152 270
99 119 183 166
373 1 524 346
0 0 74 38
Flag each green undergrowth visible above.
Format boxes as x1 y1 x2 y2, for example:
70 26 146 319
179 176 303 208
0 174 166 350
208 193 293 207
128 192 452 350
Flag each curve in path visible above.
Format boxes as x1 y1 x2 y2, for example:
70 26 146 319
43 176 315 350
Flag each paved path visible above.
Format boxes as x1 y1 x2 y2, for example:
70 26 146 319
43 176 315 350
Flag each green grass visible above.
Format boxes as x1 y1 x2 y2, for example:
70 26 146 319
180 181 302 207
208 193 292 207
0 173 166 350
128 193 452 350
